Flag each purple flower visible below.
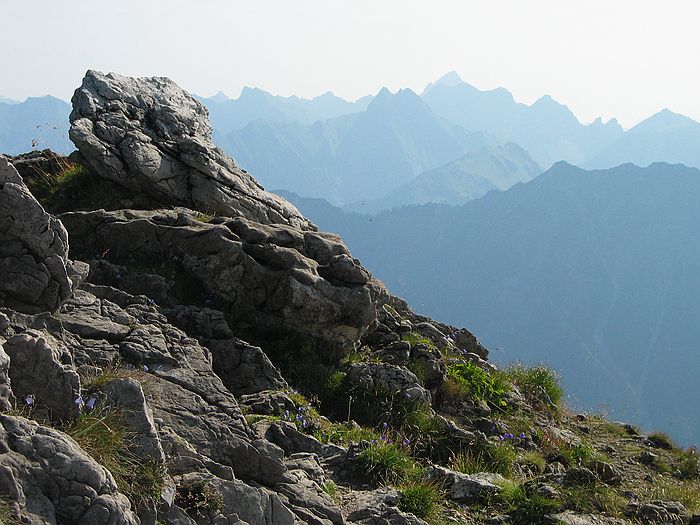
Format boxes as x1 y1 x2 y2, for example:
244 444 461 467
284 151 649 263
403 438 411 447
404 392 411 399
383 422 389 430
86 397 97 410
519 432 527 439
499 435 505 442
381 434 387 441
25 394 35 406
143 365 149 372
74 395 84 409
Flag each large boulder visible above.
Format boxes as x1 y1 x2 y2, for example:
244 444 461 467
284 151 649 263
0 157 73 313
60 208 384 350
0 414 139 524
69 70 313 230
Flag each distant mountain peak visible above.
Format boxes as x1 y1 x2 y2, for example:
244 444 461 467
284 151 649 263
435 71 464 86
208 90 230 103
631 108 698 134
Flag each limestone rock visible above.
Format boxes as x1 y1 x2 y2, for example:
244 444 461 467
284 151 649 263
0 156 73 313
424 465 504 502
345 362 432 406
69 70 313 230
60 208 384 350
345 488 429 525
3 329 80 422
554 511 632 525
0 414 138 524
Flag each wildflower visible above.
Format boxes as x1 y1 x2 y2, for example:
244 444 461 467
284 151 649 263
404 392 411 399
74 395 84 409
25 394 35 406
383 422 389 430
86 397 97 410
403 437 411 447
519 432 527 439
143 365 149 372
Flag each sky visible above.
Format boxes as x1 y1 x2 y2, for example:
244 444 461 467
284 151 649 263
2 0 700 128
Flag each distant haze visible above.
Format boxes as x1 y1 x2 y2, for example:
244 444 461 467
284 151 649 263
1 0 700 129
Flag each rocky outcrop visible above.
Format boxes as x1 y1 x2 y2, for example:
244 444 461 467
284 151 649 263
0 157 73 313
69 70 313 230
0 414 139 524
60 208 384 350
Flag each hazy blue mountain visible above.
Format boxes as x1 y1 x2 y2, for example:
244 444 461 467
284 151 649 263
218 88 494 204
344 142 542 214
585 109 700 169
422 72 624 167
0 96 20 105
200 87 372 134
282 162 700 446
0 96 72 155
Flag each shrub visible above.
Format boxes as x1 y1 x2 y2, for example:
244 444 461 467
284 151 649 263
496 480 558 523
175 480 223 516
398 481 444 519
356 442 417 485
446 362 510 408
505 364 563 408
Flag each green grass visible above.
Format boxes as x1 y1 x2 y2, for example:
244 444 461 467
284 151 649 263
676 447 699 480
641 479 700 514
81 366 149 389
402 331 438 350
557 442 603 469
356 442 418 485
193 211 215 223
450 442 516 478
519 450 546 475
563 484 627 516
495 480 559 524
446 362 510 408
64 405 165 508
175 480 223 516
316 422 380 445
321 480 338 499
647 431 675 450
0 497 16 524
398 481 444 519
504 364 564 409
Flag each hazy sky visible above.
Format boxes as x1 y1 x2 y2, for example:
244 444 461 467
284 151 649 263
2 0 699 128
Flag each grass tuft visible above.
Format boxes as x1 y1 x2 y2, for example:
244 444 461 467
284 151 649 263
398 480 444 519
504 364 563 409
446 362 510 408
450 442 516 478
175 480 223 516
356 442 418 485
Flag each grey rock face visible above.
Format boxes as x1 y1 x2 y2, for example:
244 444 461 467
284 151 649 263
0 344 14 411
0 157 73 313
345 488 429 525
345 362 432 406
554 511 632 525
424 465 504 502
4 329 80 422
69 70 313 230
60 208 384 350
0 414 138 525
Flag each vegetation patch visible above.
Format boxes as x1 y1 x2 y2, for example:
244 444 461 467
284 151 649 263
64 404 166 507
563 483 626 516
495 480 559 525
504 364 563 409
446 362 510 408
356 441 418 485
175 479 224 516
450 442 516 478
398 480 444 519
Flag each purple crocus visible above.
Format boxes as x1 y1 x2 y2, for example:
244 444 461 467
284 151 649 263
143 365 149 372
403 437 411 447
25 394 35 406
74 395 84 409
86 397 97 410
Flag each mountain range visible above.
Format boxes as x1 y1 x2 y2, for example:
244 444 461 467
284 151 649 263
3 75 700 212
280 161 700 446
